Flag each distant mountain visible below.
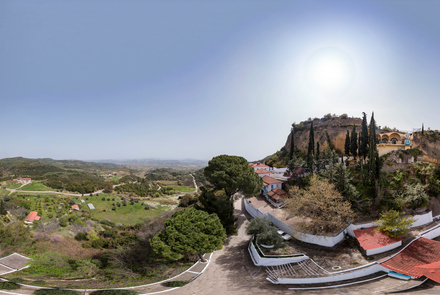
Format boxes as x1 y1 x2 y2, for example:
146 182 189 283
95 158 208 169
0 157 123 180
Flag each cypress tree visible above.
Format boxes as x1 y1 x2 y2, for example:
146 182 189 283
345 130 351 157
0 200 6 215
368 113 381 201
307 121 315 173
350 125 358 159
359 112 369 160
308 121 315 156
422 123 424 135
289 124 295 161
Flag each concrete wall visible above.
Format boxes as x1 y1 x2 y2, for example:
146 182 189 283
244 198 346 247
248 239 308 266
275 263 388 284
366 241 402 256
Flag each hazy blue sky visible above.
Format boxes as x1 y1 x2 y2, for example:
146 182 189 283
2 0 440 161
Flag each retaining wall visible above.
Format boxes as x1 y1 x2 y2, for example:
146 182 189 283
248 239 308 266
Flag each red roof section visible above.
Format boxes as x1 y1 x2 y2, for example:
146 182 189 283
25 211 38 223
416 261 440 283
72 205 80 210
253 163 269 168
353 227 402 250
262 175 283 186
267 189 287 201
381 237 440 277
255 169 270 174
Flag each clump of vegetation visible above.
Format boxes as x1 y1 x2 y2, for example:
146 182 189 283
246 217 284 250
0 281 20 290
164 280 189 287
90 290 139 295
375 210 416 238
34 289 81 295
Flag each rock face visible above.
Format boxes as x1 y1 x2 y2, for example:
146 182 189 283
284 117 362 154
411 132 440 165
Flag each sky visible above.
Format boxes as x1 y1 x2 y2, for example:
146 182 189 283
1 0 440 162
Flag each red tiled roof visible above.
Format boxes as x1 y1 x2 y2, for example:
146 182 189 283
255 169 270 174
72 205 80 210
381 237 440 277
25 211 38 223
267 189 287 201
262 175 283 186
354 227 403 250
253 163 269 168
416 261 440 283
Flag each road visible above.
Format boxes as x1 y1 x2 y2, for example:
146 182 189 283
190 173 198 193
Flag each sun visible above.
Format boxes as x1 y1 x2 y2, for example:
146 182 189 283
305 47 354 94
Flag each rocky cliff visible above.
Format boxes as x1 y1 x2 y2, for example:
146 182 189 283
284 116 362 155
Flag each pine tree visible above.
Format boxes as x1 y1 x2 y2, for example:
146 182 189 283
422 123 424 135
316 142 321 172
350 124 358 160
344 130 351 158
289 124 295 161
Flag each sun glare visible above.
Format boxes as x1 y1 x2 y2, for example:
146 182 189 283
305 47 354 94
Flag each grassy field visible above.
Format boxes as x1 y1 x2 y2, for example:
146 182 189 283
1 181 22 189
20 181 54 191
170 185 195 192
82 193 171 225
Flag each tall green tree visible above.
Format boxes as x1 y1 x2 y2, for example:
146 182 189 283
307 121 315 156
344 130 351 158
359 112 369 161
368 113 382 202
150 208 226 262
350 125 358 160
196 187 237 235
0 200 6 215
307 122 315 173
204 155 263 199
289 124 295 161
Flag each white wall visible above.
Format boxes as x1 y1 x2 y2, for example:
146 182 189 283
366 241 402 256
275 263 388 284
248 239 308 266
264 183 282 192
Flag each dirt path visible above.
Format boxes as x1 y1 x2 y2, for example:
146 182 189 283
190 173 198 193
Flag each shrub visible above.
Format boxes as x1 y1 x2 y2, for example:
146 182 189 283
164 280 188 287
75 232 88 241
0 281 20 290
90 290 139 295
34 289 81 295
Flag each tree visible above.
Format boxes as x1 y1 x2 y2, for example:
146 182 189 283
287 175 355 234
306 121 315 173
196 187 237 235
287 154 305 174
323 162 360 203
0 200 6 215
359 112 369 161
399 183 428 209
344 130 351 159
422 123 424 135
368 113 382 202
204 155 262 198
103 182 113 193
150 208 226 261
350 125 358 160
375 210 415 238
288 125 295 161
246 217 284 250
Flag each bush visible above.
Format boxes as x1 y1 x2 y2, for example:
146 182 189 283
90 290 139 295
164 280 188 287
34 289 81 295
75 232 88 241
0 281 20 290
